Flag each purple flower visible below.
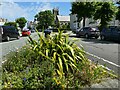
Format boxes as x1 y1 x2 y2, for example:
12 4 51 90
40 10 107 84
23 78 27 81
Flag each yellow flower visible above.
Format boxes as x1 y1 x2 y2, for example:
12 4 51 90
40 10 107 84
8 82 11 85
4 82 8 88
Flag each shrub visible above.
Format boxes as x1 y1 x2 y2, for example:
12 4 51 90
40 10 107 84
28 29 88 77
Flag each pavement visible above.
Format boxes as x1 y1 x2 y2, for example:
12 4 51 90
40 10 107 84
89 78 120 89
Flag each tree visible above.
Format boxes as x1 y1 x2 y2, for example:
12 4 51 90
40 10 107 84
94 2 116 31
35 10 54 30
116 1 120 21
4 22 17 28
116 8 120 21
71 2 96 27
15 17 27 30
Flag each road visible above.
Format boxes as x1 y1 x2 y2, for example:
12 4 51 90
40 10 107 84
0 32 119 74
69 33 119 74
0 32 39 65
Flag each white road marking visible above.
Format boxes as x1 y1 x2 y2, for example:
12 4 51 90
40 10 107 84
86 51 120 68
88 59 113 72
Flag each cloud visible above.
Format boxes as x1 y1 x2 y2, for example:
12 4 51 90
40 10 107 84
0 2 53 21
2 0 73 2
36 2 52 12
0 2 29 21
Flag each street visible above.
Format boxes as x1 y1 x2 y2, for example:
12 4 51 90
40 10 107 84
69 33 119 74
0 32 39 64
0 32 120 74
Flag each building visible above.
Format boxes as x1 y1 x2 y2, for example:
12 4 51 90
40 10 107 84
0 18 7 25
56 15 70 25
70 14 120 32
70 14 100 32
27 21 36 30
109 17 120 26
70 14 80 30
53 8 59 23
53 8 70 27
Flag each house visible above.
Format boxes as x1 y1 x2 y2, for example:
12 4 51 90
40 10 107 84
0 18 7 25
53 8 70 27
109 17 120 26
70 14 100 32
56 15 70 25
70 14 120 32
27 21 36 30
70 14 79 30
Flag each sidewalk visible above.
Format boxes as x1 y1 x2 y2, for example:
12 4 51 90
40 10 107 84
88 78 120 89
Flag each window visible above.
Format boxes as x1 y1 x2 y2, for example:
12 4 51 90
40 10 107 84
80 28 83 31
116 28 120 31
106 28 111 32
83 27 89 31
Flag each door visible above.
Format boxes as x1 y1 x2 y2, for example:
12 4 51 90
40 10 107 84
111 28 120 41
105 28 112 39
8 26 18 38
78 28 84 36
7 27 15 38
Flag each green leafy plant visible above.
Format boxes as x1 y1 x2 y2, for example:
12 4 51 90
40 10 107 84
28 29 87 78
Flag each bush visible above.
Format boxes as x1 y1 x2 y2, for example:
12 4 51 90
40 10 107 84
2 29 117 89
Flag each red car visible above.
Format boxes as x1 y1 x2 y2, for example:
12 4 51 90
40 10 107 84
22 29 31 36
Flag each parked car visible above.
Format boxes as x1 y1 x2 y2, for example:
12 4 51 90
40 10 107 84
22 29 31 36
38 29 42 32
0 25 20 41
72 28 80 34
100 26 120 42
76 27 100 39
31 29 35 33
44 29 52 37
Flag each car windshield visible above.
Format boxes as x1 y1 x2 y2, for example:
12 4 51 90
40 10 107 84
77 28 81 31
91 27 99 31
117 27 120 31
23 29 29 31
91 28 96 31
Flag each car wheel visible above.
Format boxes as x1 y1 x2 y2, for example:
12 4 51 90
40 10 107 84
101 35 105 40
85 34 89 39
6 36 10 41
17 36 20 39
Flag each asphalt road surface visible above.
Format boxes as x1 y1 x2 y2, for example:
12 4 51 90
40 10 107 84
69 33 120 74
0 32 39 64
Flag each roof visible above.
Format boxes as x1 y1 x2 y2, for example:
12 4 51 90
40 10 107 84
57 15 70 22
